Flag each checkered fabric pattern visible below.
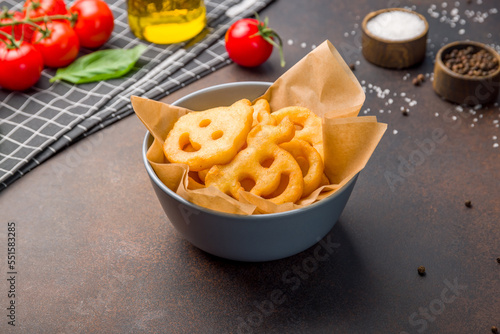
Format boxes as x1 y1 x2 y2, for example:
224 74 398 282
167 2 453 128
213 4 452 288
0 0 273 192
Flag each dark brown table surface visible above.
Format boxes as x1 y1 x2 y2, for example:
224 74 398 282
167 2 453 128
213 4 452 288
1 0 499 333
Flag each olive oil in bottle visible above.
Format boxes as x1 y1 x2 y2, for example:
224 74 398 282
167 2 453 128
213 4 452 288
128 0 206 44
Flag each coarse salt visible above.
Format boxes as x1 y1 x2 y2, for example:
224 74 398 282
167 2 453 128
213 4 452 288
367 10 426 41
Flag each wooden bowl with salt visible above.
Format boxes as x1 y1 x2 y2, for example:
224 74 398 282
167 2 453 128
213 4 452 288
361 8 429 69
433 41 500 105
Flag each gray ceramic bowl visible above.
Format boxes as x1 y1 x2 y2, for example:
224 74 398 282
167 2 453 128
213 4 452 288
142 81 358 262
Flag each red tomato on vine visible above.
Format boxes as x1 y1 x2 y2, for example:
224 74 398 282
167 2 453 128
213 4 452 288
70 0 114 49
0 11 28 41
32 21 80 68
24 0 69 18
0 42 44 91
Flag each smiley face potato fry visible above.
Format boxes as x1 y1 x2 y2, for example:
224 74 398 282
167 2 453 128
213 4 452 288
163 99 253 171
252 99 276 127
205 117 304 205
271 106 324 160
280 139 324 198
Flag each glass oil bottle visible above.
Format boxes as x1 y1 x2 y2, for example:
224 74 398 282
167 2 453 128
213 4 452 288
128 0 206 44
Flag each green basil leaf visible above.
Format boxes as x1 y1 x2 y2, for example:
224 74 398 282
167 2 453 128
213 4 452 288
50 44 147 84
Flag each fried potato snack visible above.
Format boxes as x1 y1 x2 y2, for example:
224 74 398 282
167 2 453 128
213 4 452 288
271 107 324 160
163 99 253 171
205 117 304 205
252 99 276 127
280 139 324 198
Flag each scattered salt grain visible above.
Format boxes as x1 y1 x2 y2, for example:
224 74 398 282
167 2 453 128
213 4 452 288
458 29 465 35
366 11 426 41
393 129 398 135
300 42 307 48
494 143 499 148
287 39 294 46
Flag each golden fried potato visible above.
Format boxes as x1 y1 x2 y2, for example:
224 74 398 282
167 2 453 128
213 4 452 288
271 106 324 160
163 99 253 171
280 139 324 198
205 117 304 204
252 99 276 127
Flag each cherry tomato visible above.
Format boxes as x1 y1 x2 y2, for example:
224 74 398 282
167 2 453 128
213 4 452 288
24 0 69 18
0 11 28 41
70 0 114 49
23 0 69 42
32 21 79 68
0 42 44 91
225 17 284 67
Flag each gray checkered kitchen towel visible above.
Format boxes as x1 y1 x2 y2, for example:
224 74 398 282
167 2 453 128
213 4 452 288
0 0 274 192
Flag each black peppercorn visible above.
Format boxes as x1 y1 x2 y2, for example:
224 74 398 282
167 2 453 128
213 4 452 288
418 266 426 276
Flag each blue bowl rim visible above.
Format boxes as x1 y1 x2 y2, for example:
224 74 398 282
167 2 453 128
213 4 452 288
141 81 359 220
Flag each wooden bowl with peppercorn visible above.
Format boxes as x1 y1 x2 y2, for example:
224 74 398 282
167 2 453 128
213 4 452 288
433 41 500 105
361 8 429 69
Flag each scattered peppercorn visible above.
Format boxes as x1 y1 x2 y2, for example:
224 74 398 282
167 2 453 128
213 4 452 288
349 63 356 71
402 109 409 116
412 73 426 86
492 326 498 334
465 200 472 208
418 266 426 276
496 257 500 264
443 46 499 77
